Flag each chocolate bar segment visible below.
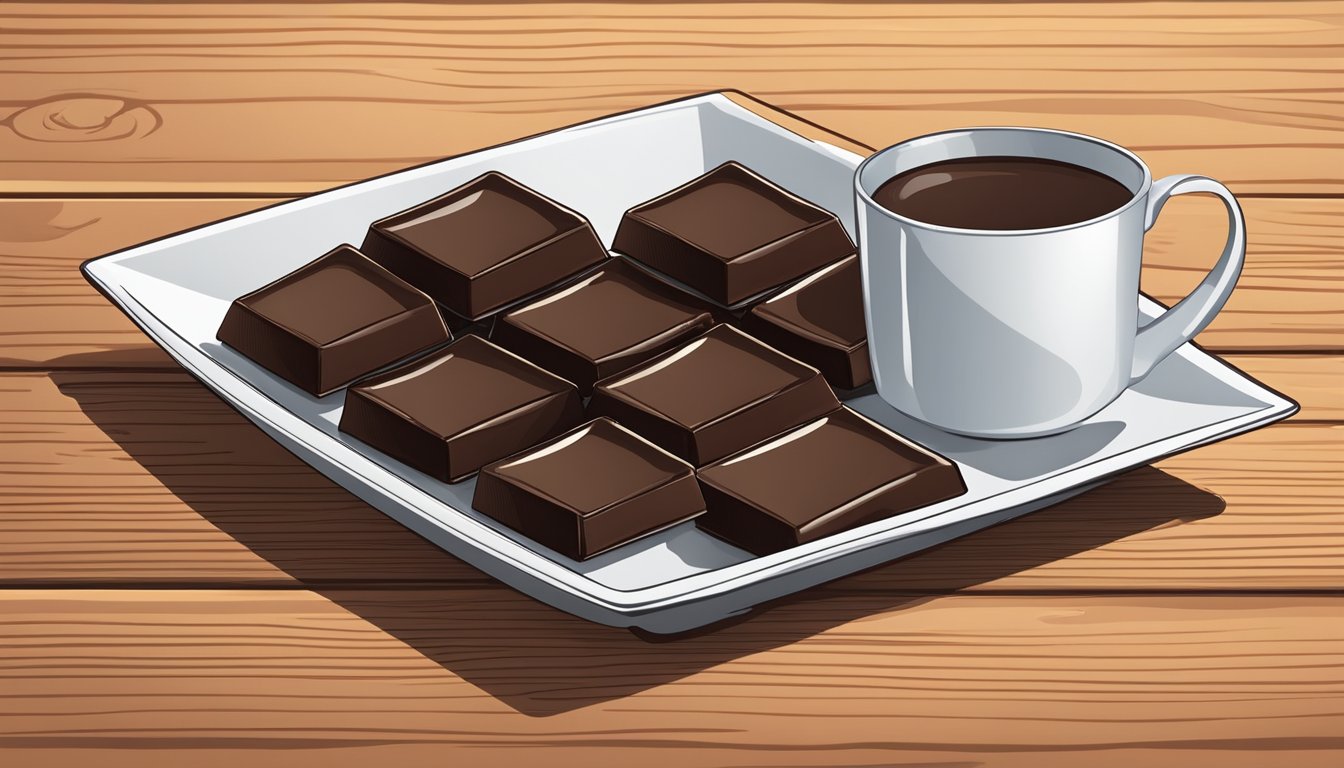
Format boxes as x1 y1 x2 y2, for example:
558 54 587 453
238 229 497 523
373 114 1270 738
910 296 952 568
474 418 705 561
613 162 855 306
588 324 840 466
696 407 967 556
740 254 872 390
216 244 450 397
339 334 582 483
362 172 608 320
491 258 717 394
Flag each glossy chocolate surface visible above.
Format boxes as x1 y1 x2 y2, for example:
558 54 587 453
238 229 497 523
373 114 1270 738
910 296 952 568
474 418 705 560
491 258 717 394
612 162 855 306
741 254 872 390
216 244 449 397
588 324 840 466
696 407 967 555
339 334 582 483
362 172 607 320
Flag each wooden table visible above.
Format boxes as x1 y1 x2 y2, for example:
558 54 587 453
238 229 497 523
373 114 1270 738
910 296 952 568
2 3 1340 766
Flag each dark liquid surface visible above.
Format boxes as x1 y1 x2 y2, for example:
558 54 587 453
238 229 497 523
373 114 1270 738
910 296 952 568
871 156 1133 230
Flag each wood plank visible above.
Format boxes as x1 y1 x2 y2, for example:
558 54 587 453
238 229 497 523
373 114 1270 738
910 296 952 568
1223 354 1344 420
1 2 1339 194
0 369 1337 589
1141 196 1344 352
0 590 1339 767
3 7 1336 767
1 195 1339 369
0 198 263 369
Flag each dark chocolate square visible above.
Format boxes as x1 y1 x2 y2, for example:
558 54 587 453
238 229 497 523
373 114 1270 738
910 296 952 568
696 407 966 556
613 162 854 306
361 172 608 320
740 254 872 390
474 418 705 561
588 324 840 466
339 334 582 483
491 258 717 395
216 244 450 397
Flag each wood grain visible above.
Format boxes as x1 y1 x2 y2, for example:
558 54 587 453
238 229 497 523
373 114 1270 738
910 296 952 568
1 4 1340 763
0 198 260 369
2 195 1340 369
0 370 1336 589
1224 354 1344 419
1 2 1340 194
0 589 1339 767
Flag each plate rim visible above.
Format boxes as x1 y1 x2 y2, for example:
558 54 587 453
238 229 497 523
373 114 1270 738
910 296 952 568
80 90 1301 623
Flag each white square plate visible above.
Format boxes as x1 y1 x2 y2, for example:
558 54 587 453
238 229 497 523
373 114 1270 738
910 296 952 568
83 92 1298 633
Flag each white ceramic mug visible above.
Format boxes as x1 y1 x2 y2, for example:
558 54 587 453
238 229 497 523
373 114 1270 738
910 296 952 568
854 127 1245 438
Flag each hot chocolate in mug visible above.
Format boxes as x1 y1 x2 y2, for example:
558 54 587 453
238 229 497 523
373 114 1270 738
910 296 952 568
854 127 1245 438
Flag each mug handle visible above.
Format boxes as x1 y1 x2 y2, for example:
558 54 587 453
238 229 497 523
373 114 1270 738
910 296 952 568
1130 174 1246 383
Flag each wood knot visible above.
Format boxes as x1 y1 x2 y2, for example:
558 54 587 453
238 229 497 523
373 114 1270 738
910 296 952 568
4 94 161 143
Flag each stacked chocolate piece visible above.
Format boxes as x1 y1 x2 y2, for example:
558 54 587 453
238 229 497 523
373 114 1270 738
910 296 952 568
217 163 965 561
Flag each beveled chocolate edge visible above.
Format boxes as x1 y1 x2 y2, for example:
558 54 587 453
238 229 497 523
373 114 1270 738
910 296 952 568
454 255 613 325
229 244 449 349
215 300 321 394
580 467 702 522
590 323 831 428
744 302 866 357
692 482 799 557
617 160 852 263
218 246 452 397
841 405 962 472
478 417 699 518
747 255 866 353
464 223 609 319
610 254 756 314
312 302 450 396
323 298 447 351
337 384 450 480
303 328 457 399
719 219 853 306
366 171 594 280
615 170 855 309
622 161 838 229
348 334 580 439
493 258 720 389
693 406 962 532
703 323 830 394
738 317 871 392
577 485 707 560
361 171 611 318
490 312 594 391
719 161 850 227
612 207 724 296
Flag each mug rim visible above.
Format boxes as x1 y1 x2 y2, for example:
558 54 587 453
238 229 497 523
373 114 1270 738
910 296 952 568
854 126 1154 238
